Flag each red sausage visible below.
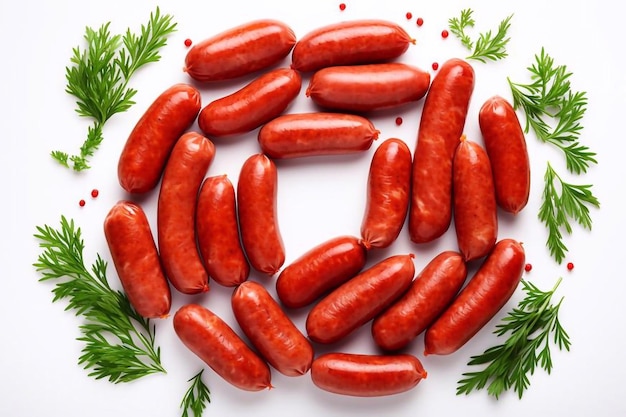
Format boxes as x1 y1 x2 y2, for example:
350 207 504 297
158 132 215 294
173 304 272 391
275 235 367 309
311 353 427 397
237 154 285 275
198 68 302 137
196 175 250 287
118 83 201 194
103 201 171 319
409 58 475 243
372 251 467 351
360 138 412 249
291 20 415 72
306 63 430 112
258 112 379 159
232 281 314 377
184 19 296 82
424 239 525 355
453 136 498 262
306 254 415 344
479 95 531 214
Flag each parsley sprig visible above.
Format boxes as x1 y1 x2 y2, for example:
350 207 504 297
448 8 513 63
457 278 570 399
33 216 166 383
181 370 212 417
508 48 599 263
53 7 176 171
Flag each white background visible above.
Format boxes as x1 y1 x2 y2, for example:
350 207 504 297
3 0 625 416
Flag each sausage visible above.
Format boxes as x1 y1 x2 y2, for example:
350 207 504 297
158 132 215 294
258 112 379 159
311 353 427 397
360 138 412 249
232 281 314 377
184 19 296 82
198 68 302 137
371 251 467 351
479 95 531 214
306 63 430 112
118 83 201 194
306 254 415 344
424 239 525 356
196 175 250 287
173 304 272 391
237 154 285 275
275 235 367 309
409 58 475 243
291 20 415 72
103 201 171 319
453 136 498 262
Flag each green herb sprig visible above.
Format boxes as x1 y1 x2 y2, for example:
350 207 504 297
53 7 176 171
457 278 570 399
181 370 211 417
33 216 166 383
448 8 513 63
509 48 599 263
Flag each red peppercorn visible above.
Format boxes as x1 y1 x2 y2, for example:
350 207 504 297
441 29 449 38
432 62 439 71
91 189 99 198
524 263 532 272
416 17 424 26
567 262 574 271
395 117 403 126
79 199 86 207
339 3 346 11
184 38 192 47
406 12 413 20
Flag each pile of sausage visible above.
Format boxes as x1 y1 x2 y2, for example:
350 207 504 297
102 18 530 398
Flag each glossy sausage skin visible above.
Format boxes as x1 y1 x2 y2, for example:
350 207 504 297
372 251 466 351
118 84 201 194
198 68 302 137
196 175 250 287
360 138 412 249
409 58 475 243
453 136 498 262
311 353 427 397
232 281 314 377
103 201 171 319
258 112 379 159
158 132 215 294
306 254 415 344
237 154 285 275
306 63 430 112
479 95 531 214
173 304 272 391
424 239 525 355
291 20 414 72
275 235 367 309
184 19 296 82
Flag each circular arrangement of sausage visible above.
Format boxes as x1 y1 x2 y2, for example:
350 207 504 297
104 18 530 397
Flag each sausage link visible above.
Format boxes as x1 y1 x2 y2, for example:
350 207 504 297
360 138 412 249
306 63 430 112
173 304 272 391
291 20 414 72
479 95 531 214
158 132 215 294
103 201 171 319
232 281 314 377
409 58 475 243
311 353 427 397
258 112 379 159
453 136 498 262
275 235 367 309
198 68 301 137
118 83 201 194
424 239 525 355
196 175 250 287
372 251 466 351
184 19 296 82
306 254 415 344
237 154 285 275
